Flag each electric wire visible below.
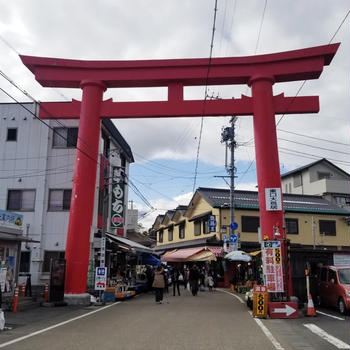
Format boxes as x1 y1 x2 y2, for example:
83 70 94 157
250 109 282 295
276 7 350 127
192 0 218 193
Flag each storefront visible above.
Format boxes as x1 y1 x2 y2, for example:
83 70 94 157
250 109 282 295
0 210 37 296
96 233 158 294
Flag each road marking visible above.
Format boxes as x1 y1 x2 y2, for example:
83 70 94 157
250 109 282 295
252 314 285 350
217 289 244 304
316 310 345 321
0 302 121 348
304 323 350 349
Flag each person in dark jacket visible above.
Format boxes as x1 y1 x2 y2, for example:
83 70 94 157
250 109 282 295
171 267 181 296
152 266 165 303
189 265 200 296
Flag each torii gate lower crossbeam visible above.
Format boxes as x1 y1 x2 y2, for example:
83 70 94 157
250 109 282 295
20 43 339 299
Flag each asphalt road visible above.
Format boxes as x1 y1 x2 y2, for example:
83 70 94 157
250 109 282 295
0 289 349 350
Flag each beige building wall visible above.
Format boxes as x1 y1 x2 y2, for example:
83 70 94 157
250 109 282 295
157 204 349 249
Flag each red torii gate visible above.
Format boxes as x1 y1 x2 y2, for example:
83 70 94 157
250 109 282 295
20 43 339 299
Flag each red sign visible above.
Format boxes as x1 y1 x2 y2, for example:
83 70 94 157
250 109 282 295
253 285 268 293
268 302 299 319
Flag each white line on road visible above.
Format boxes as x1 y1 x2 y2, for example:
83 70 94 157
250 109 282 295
304 323 350 349
221 290 284 350
316 310 345 321
217 289 245 304
0 302 121 349
252 314 285 350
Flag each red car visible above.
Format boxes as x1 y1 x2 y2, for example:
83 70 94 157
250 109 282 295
316 265 350 315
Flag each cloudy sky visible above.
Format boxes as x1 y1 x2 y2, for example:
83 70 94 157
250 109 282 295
0 1 349 228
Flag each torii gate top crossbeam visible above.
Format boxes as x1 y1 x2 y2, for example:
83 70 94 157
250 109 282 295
20 43 339 89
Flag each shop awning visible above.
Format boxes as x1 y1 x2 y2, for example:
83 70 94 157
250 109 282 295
161 247 204 262
161 247 216 262
140 253 161 266
207 246 223 257
0 231 40 243
187 250 217 262
105 233 153 254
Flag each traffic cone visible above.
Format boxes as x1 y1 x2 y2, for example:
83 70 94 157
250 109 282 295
44 283 49 302
13 286 19 312
306 293 316 316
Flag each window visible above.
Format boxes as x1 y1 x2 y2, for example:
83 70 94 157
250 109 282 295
288 183 292 193
194 221 201 236
42 251 65 272
285 218 299 235
6 128 17 141
318 171 331 180
285 184 288 193
48 189 72 210
7 190 36 211
293 174 302 187
319 220 336 236
328 269 337 284
158 230 163 243
19 251 31 272
53 127 78 147
203 218 210 234
241 216 260 233
179 223 185 239
168 226 173 241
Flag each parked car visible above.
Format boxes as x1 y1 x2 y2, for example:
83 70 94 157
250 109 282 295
316 265 350 315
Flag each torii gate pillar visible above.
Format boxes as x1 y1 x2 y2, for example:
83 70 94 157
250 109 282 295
250 75 284 236
64 80 105 295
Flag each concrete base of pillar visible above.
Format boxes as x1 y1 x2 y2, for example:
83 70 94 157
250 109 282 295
64 293 91 306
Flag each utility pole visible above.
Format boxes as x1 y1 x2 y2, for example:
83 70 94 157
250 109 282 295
221 116 237 247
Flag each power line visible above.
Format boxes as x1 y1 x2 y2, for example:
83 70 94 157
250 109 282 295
254 0 268 55
278 137 349 155
276 7 350 127
193 0 219 193
0 87 99 167
277 129 350 147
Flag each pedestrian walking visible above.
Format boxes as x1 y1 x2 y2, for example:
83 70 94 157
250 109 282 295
171 267 181 296
208 274 214 292
184 266 190 290
152 265 165 304
189 265 200 296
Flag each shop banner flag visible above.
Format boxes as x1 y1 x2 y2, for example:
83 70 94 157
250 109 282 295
110 167 125 232
261 240 284 292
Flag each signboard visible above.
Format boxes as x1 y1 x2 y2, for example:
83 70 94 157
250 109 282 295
262 241 284 292
0 210 23 229
208 215 217 232
229 234 238 243
223 235 227 253
268 302 298 319
95 267 107 291
230 222 238 231
110 167 125 233
229 243 238 252
100 236 106 267
253 285 268 318
265 188 282 211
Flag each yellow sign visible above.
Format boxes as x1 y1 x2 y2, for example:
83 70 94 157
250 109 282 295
274 247 281 265
253 286 268 318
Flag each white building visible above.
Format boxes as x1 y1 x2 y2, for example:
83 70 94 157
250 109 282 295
0 102 134 286
281 158 350 211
